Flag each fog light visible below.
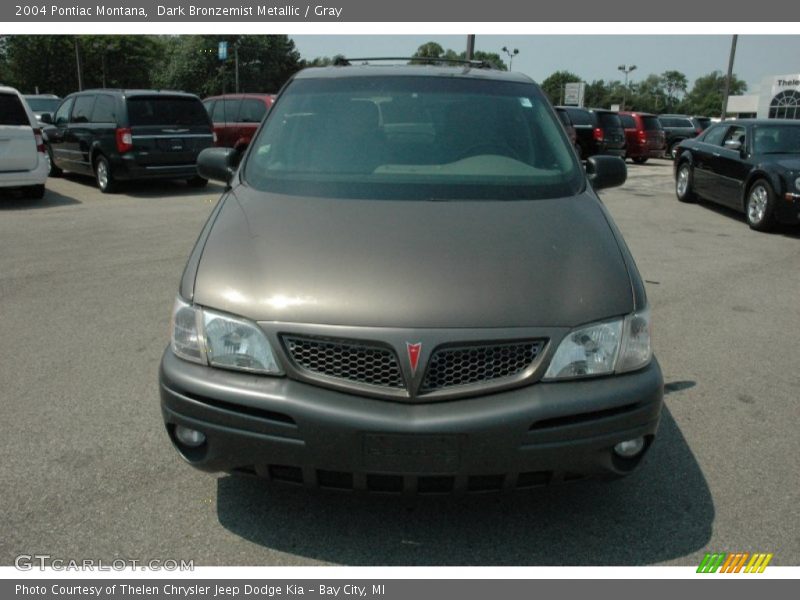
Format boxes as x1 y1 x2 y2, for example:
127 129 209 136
175 425 206 448
614 437 645 458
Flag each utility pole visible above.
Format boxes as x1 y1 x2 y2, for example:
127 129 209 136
74 38 83 91
617 64 637 111
466 35 475 60
235 45 239 93
721 34 738 121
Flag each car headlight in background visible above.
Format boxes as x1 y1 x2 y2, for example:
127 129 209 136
170 296 281 375
544 307 652 380
794 176 800 191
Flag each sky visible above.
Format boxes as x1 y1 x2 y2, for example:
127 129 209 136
291 35 800 94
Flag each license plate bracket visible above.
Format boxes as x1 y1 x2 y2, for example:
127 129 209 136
362 433 460 474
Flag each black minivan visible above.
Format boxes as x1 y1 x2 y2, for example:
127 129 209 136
556 106 626 160
44 89 214 193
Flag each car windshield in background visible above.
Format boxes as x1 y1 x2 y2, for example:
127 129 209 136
127 96 209 126
753 124 800 154
25 97 60 113
0 93 30 125
245 76 582 200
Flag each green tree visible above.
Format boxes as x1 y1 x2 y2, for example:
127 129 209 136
154 35 302 96
540 70 582 104
410 42 507 70
1 35 80 95
682 70 747 116
660 70 688 112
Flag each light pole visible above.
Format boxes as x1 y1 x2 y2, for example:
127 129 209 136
502 46 519 70
617 64 637 110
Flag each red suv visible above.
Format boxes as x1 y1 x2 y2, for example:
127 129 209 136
619 111 666 164
202 94 275 153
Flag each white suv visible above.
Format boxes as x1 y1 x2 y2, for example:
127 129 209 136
0 85 48 199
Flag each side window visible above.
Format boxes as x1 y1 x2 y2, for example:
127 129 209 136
203 99 215 117
91 95 117 123
702 125 728 147
239 99 267 123
71 95 96 123
722 125 746 149
54 97 74 127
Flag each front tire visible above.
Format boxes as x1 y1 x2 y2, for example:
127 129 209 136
633 157 648 165
745 179 775 232
94 155 117 194
675 162 696 203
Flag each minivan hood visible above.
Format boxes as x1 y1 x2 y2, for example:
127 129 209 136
192 186 634 328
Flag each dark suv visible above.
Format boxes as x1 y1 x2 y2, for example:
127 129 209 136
160 62 662 493
557 106 626 159
44 89 214 192
203 93 275 153
658 114 706 159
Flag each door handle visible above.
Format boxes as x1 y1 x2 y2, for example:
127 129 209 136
712 152 721 157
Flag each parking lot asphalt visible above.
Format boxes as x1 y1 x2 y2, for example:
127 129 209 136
1 162 798 567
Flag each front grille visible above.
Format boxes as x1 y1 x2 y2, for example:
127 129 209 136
282 335 405 389
420 340 545 393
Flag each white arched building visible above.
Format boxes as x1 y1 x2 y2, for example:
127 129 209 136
728 74 800 119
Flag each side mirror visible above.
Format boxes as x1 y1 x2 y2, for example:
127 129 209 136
724 139 742 151
585 155 627 190
40 113 53 124
197 147 238 186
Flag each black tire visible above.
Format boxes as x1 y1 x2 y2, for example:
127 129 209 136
675 162 697 203
632 157 648 165
94 155 117 193
46 148 62 177
745 178 776 232
186 176 209 188
23 184 45 199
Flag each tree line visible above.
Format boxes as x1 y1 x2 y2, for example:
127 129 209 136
0 35 748 118
540 69 748 116
0 35 304 97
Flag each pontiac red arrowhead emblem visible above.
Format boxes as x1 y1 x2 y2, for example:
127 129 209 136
406 342 422 375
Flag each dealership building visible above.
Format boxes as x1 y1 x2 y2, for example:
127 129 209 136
727 73 800 119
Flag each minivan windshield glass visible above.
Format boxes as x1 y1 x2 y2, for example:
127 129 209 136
244 76 583 200
25 97 60 113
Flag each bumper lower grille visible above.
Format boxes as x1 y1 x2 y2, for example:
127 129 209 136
282 335 404 389
420 340 545 393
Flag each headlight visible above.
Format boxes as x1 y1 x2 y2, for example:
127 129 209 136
543 307 652 380
170 296 281 375
794 176 800 191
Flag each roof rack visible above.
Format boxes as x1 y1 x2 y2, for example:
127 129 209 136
332 56 494 69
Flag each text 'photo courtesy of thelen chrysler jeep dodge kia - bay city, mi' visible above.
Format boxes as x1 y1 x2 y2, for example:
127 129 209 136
159 60 663 495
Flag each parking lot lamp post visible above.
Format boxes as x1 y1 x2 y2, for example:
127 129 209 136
501 46 519 70
617 64 637 110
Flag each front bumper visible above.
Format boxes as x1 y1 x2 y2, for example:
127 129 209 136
159 348 664 493
776 192 800 224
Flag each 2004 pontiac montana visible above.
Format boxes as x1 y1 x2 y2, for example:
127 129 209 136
159 60 664 494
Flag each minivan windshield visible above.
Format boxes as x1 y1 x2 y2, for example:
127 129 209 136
244 76 583 200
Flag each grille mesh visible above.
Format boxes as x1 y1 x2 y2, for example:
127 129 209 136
420 340 544 392
283 335 405 389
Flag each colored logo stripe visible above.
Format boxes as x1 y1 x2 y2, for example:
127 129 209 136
697 552 773 573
